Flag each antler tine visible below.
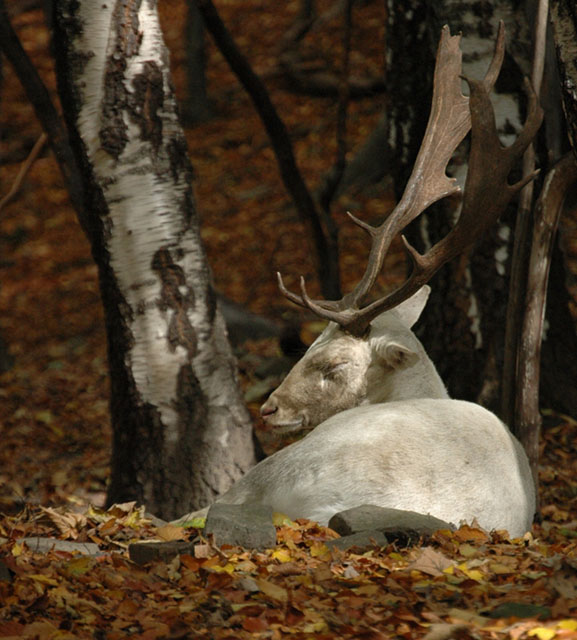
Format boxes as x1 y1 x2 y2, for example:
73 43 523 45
482 20 505 91
278 24 509 336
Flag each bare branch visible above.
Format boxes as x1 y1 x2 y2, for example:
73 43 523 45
515 152 577 493
0 0 88 232
502 0 550 425
0 133 47 212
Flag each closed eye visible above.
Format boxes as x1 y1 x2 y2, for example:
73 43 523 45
320 361 349 380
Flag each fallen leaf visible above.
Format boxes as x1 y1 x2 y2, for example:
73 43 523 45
155 524 187 541
256 577 288 602
423 623 470 640
271 547 292 563
528 628 557 640
487 602 551 620
407 546 455 577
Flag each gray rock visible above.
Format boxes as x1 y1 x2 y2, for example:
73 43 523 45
129 540 196 566
22 537 101 556
144 512 168 528
204 503 276 549
326 530 388 552
329 505 454 545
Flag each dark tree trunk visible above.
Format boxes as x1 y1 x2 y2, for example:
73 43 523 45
386 0 577 419
181 1 213 125
52 0 257 520
545 0 577 419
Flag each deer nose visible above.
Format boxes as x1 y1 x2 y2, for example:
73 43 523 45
260 399 278 418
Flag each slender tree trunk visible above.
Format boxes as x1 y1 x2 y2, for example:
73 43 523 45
52 0 256 520
386 0 577 420
181 1 212 125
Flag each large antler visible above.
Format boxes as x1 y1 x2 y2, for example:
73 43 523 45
278 23 543 337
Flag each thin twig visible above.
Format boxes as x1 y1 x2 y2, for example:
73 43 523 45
0 132 47 212
0 0 88 233
515 152 577 506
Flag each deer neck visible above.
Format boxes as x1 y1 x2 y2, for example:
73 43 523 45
366 349 449 403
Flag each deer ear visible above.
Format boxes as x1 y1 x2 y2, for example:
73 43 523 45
383 342 419 369
373 339 419 369
394 285 431 328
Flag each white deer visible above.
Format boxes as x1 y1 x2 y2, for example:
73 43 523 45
176 25 540 538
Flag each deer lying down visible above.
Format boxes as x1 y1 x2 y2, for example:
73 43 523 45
189 400 535 537
177 290 535 537
176 25 540 537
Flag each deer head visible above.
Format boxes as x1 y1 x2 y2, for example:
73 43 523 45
261 23 543 432
260 285 449 432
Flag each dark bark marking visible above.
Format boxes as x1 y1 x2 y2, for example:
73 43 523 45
167 135 193 183
151 247 197 357
131 61 164 151
100 0 143 158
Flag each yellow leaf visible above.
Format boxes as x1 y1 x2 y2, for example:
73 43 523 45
528 627 556 640
29 573 59 586
271 548 292 563
64 556 92 577
303 620 329 633
180 517 206 529
208 562 236 574
558 620 577 631
272 512 295 527
123 511 142 527
309 541 331 560
457 562 484 582
35 410 54 424
12 542 23 557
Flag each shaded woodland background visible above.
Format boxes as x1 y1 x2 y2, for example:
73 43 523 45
1 2 577 638
1 0 410 509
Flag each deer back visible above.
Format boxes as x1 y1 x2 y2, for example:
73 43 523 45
202 399 535 538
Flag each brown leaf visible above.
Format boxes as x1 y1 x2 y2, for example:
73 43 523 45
452 525 490 543
407 546 455 577
256 578 288 602
155 524 187 541
423 623 471 640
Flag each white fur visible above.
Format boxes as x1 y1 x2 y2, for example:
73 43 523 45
179 400 534 537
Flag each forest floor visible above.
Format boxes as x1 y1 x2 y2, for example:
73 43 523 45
0 1 576 638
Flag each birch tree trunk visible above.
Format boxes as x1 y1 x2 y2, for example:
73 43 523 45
386 0 577 418
52 0 257 520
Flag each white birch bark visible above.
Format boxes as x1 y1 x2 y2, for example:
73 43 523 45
54 0 256 518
